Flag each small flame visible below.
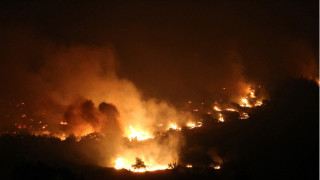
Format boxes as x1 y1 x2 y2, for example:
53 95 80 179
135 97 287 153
218 113 224 122
169 123 181 131
254 100 263 106
60 121 68 125
225 108 237 112
186 121 202 129
249 89 256 98
186 122 196 129
240 112 249 119
213 106 222 112
186 164 192 168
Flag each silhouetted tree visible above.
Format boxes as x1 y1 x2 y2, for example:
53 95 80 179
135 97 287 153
132 157 146 170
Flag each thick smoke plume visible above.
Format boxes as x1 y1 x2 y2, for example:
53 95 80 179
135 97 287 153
0 40 185 166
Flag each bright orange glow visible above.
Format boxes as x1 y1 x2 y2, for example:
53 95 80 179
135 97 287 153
168 123 181 131
186 121 202 129
60 121 68 125
249 89 256 98
225 108 237 112
129 126 154 141
240 98 251 107
115 157 125 169
240 112 249 119
186 164 192 168
213 106 222 111
218 113 224 122
114 157 168 172
254 100 263 106
186 122 196 129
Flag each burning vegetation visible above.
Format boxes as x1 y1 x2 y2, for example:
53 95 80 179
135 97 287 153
0 1 318 179
0 44 317 179
2 63 268 173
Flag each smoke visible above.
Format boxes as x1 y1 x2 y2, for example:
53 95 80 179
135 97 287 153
0 31 186 167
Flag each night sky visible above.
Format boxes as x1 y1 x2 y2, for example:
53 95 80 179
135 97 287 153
0 0 318 104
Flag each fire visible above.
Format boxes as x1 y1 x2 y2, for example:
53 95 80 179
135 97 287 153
168 123 181 131
218 113 224 122
186 121 202 129
186 164 192 168
114 157 168 172
239 87 265 108
240 98 251 107
213 165 221 169
129 126 154 141
249 89 256 98
186 122 196 129
240 112 249 119
225 108 237 112
115 157 125 169
213 106 222 111
60 121 68 125
254 100 263 106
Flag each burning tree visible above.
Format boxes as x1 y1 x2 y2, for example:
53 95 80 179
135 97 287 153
131 157 146 170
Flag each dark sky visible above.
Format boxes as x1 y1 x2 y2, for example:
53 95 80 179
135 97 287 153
0 0 318 105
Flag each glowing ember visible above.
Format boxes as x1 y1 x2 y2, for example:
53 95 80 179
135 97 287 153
254 100 263 106
60 121 68 125
213 106 222 111
225 108 237 112
240 112 249 119
186 164 192 168
213 165 221 169
129 126 154 141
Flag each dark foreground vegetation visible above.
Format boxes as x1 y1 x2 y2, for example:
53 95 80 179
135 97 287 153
0 79 318 180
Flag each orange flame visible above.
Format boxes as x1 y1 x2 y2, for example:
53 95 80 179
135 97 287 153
128 126 154 141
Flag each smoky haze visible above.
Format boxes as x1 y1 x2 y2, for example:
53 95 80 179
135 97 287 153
0 0 318 106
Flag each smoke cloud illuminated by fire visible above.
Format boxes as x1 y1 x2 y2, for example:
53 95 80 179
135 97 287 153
0 40 317 171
